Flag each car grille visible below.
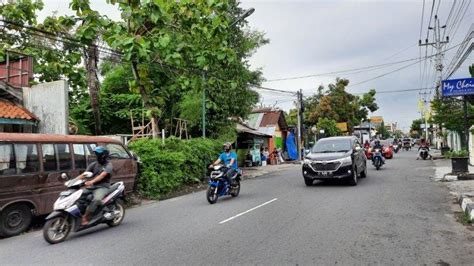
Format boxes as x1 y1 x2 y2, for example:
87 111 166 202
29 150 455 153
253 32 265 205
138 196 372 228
311 161 341 171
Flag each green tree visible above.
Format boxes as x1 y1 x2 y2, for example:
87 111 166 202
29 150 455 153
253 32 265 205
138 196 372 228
317 117 341 137
410 118 423 138
102 0 266 138
304 78 378 132
376 121 390 139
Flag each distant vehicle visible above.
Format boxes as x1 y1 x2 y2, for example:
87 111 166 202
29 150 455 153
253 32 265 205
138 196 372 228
302 136 367 186
402 138 412 150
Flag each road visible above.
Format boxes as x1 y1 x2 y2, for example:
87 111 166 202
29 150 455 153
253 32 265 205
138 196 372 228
1 149 473 265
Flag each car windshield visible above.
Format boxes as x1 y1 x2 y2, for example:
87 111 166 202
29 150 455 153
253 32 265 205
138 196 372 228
312 139 351 153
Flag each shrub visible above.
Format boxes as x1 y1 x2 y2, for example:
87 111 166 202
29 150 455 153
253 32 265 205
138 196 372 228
445 150 469 159
128 137 223 199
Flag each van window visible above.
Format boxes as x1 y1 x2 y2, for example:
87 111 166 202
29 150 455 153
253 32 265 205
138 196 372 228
56 144 72 170
14 144 39 174
42 144 57 171
0 143 15 175
106 144 130 159
73 144 87 169
85 144 97 164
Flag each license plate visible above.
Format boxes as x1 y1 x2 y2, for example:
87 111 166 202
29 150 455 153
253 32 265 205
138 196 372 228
318 171 330 176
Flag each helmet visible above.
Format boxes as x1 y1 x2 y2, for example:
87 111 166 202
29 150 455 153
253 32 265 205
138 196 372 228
375 140 380 145
223 142 232 151
94 146 110 164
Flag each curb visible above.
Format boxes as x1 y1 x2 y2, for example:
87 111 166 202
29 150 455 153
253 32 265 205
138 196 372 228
458 194 474 222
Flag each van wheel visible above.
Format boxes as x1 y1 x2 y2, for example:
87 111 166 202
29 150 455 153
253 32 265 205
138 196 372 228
0 204 33 237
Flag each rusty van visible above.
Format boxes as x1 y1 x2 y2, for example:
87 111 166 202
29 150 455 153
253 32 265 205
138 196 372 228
0 133 138 237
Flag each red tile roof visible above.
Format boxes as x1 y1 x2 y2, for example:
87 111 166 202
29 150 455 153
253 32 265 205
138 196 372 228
0 99 38 121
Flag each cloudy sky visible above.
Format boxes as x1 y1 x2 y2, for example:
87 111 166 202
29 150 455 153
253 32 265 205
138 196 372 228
37 0 473 132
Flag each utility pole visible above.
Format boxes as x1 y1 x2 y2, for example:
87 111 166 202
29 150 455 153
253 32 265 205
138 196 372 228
419 91 431 142
296 89 303 160
419 15 449 148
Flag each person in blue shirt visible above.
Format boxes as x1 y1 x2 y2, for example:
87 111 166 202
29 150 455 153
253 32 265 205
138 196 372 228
210 142 238 186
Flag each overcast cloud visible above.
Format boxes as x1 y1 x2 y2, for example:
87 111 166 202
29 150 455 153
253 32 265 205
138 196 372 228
38 0 473 132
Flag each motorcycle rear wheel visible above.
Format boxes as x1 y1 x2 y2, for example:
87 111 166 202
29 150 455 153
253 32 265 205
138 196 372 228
107 200 125 227
207 187 218 204
43 215 71 244
230 182 240 197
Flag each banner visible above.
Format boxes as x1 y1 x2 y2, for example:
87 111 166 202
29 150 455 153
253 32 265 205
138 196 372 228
442 78 474 97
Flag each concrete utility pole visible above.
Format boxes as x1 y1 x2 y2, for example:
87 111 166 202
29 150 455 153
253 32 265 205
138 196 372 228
419 91 431 142
296 89 303 160
419 15 449 148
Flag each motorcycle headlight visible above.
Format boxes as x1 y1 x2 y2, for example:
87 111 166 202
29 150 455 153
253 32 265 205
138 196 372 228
339 156 352 166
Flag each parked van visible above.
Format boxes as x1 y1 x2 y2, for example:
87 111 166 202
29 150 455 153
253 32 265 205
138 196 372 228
0 133 138 237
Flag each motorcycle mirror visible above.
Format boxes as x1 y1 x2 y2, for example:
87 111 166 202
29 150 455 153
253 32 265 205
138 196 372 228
83 171 93 178
60 173 69 181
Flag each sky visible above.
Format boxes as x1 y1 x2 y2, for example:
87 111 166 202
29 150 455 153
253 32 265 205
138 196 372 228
36 0 473 132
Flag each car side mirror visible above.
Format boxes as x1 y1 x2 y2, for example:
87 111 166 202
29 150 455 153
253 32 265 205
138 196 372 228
60 173 70 181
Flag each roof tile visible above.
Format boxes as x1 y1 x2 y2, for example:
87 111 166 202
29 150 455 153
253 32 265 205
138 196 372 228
0 99 38 121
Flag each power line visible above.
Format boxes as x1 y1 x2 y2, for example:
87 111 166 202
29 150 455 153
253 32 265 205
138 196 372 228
265 55 426 83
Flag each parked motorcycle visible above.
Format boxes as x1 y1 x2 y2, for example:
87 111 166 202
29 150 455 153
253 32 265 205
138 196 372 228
372 149 384 170
206 165 241 204
419 147 429 160
43 172 126 244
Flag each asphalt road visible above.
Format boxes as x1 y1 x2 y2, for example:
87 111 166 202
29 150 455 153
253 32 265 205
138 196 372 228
1 149 474 265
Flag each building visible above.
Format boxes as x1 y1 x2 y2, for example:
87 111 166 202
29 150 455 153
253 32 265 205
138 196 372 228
235 121 272 166
0 51 69 134
246 108 289 154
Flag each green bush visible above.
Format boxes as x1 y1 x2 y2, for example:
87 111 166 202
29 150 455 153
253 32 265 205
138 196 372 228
128 137 223 199
445 150 469 158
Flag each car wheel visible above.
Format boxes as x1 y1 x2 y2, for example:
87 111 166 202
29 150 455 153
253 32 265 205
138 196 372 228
304 176 313 186
348 165 358 186
0 204 33 237
360 162 367 178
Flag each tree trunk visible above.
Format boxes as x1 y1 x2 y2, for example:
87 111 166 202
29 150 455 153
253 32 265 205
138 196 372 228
131 61 160 138
83 43 102 135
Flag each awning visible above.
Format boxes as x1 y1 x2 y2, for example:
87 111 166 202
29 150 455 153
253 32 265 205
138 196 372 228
236 123 272 137
0 99 38 125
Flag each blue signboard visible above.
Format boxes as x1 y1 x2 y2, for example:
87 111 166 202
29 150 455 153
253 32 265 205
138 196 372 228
442 78 474 97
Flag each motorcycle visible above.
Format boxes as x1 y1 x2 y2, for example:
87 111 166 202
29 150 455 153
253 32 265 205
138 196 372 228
393 144 400 153
403 142 411 151
206 165 241 204
372 148 384 170
419 147 429 160
43 172 126 244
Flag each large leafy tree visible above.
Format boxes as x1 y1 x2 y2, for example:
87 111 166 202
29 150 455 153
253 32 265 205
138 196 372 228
102 0 266 138
304 78 378 132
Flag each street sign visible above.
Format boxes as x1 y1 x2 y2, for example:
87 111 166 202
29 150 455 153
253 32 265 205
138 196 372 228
442 78 474 97
336 122 348 132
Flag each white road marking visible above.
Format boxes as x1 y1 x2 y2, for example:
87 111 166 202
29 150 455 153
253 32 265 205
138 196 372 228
219 198 278 224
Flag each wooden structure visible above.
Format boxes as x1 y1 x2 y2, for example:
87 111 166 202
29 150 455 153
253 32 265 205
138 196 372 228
130 110 158 141
174 118 189 139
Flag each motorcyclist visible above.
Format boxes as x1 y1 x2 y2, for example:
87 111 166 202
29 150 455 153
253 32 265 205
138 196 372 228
417 138 432 160
78 146 113 226
372 140 386 164
363 140 370 149
210 142 239 186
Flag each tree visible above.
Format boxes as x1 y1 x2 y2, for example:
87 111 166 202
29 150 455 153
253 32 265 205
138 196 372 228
102 0 267 138
284 109 298 127
376 121 390 139
317 117 340 137
304 78 378 132
410 118 423 138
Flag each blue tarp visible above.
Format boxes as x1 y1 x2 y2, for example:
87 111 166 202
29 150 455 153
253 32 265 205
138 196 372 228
286 131 298 160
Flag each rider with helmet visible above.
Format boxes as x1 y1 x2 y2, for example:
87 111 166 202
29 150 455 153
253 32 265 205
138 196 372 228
79 146 113 226
372 139 386 164
210 142 239 186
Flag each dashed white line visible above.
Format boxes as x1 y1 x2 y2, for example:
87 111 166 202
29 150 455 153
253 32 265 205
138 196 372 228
219 198 278 224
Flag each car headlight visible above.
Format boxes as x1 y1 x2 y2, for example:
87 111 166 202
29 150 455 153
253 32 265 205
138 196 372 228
339 156 352 166
303 158 312 165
